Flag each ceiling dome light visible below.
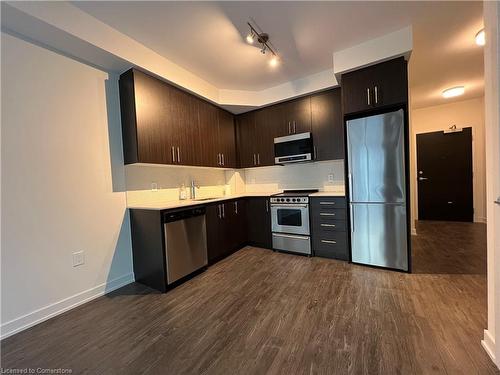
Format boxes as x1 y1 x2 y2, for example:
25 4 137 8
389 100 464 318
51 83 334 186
269 55 279 67
442 86 465 98
246 32 254 44
475 29 485 46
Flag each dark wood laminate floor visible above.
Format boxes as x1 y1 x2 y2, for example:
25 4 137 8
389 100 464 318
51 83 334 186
2 221 497 374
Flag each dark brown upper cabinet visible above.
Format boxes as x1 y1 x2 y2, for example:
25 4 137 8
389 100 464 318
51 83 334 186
217 108 237 168
282 96 312 135
236 111 258 168
119 68 235 168
311 88 344 161
341 57 408 116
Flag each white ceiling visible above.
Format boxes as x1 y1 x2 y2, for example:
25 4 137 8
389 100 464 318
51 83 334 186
73 1 484 109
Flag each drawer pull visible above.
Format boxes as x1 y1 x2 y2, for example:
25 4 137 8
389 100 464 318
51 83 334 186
321 223 336 227
321 240 337 244
319 202 336 205
320 213 336 216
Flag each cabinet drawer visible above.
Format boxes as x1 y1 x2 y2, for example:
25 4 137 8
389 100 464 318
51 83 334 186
311 197 346 209
312 208 346 221
312 219 346 232
313 232 348 260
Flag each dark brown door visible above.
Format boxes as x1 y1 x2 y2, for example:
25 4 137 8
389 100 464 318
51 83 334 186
284 96 312 134
246 197 272 248
311 88 343 161
227 199 247 250
417 127 473 222
173 90 200 166
237 112 257 168
197 100 219 167
206 204 222 263
218 109 236 168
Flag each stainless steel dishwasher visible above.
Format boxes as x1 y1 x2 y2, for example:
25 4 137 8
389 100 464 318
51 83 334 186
163 207 208 284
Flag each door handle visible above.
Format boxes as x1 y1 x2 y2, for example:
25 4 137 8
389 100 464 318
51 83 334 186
350 205 354 232
418 177 428 181
321 240 337 244
177 147 180 163
272 233 309 240
321 223 336 227
494 197 500 205
320 213 336 216
374 86 378 104
319 202 335 205
367 88 371 106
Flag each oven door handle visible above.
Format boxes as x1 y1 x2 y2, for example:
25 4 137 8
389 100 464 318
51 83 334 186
270 204 309 209
272 233 309 240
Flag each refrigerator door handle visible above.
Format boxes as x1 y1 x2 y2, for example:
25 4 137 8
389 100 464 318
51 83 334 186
350 205 354 232
348 173 353 199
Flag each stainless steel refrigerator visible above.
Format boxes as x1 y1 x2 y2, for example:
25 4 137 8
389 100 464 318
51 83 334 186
346 109 409 271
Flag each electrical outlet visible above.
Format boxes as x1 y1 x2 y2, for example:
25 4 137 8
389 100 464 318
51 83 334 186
72 251 85 267
151 182 158 191
328 174 334 183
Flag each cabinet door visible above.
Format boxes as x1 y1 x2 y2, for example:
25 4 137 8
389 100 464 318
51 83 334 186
342 57 408 115
311 89 344 161
218 109 237 168
226 199 247 250
246 197 272 248
206 204 227 263
174 90 201 166
236 112 257 168
283 96 312 134
255 106 283 166
197 100 219 167
132 70 177 164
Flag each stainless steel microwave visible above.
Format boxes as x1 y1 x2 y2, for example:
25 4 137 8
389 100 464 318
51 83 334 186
274 132 313 164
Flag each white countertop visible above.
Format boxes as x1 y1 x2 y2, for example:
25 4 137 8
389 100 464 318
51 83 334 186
127 192 280 210
309 191 345 197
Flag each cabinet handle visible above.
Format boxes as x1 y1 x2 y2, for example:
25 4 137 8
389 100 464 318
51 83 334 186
293 121 296 134
222 203 225 218
320 202 335 205
350 205 354 232
288 121 291 134
217 153 220 166
321 240 337 244
320 213 335 216
321 223 336 227
253 154 256 166
177 147 180 163
257 153 260 165
266 200 269 212
235 201 238 214
313 146 317 160
374 86 378 104
222 153 225 166
217 204 221 219
171 146 176 163
367 88 371 106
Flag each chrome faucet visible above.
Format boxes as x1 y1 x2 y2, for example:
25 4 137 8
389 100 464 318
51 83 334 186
190 180 199 199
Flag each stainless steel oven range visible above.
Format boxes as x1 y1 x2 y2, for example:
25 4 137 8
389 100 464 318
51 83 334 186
270 190 318 255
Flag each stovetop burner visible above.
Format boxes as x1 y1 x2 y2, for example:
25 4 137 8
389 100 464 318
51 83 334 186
272 189 319 197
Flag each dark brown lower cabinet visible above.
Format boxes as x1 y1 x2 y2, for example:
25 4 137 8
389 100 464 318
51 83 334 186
207 199 247 264
310 196 349 261
246 197 272 249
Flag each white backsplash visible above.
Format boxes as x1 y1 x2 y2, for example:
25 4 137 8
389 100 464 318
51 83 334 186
244 160 345 193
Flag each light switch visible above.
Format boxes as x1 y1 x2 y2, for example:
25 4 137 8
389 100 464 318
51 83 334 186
72 251 85 267
328 174 334 183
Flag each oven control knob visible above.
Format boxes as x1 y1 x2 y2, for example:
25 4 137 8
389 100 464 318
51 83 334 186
279 198 284 202
286 198 290 202
292 198 296 202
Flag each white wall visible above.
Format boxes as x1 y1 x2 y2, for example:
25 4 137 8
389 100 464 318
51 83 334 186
1 32 133 338
410 97 487 225
244 160 345 193
482 0 500 368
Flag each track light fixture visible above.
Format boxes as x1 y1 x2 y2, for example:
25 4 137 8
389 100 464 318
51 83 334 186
246 21 280 67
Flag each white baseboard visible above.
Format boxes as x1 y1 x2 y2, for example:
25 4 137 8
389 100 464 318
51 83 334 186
481 329 497 367
0 273 135 340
